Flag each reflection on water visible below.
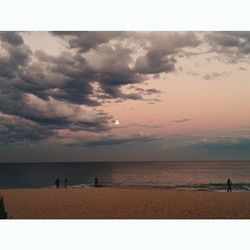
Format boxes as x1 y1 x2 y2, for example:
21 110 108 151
0 161 250 190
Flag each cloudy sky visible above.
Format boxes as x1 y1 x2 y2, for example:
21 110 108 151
0 31 250 162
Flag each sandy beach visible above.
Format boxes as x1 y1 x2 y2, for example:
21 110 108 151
1 187 250 219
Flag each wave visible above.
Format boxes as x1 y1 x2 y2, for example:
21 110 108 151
67 182 250 191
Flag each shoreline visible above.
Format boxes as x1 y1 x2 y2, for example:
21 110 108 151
0 185 246 192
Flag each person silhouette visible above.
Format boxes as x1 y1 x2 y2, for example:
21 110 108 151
64 178 68 188
227 178 232 192
95 176 98 187
0 195 7 219
55 178 60 188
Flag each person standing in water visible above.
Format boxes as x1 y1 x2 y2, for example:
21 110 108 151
64 178 68 188
95 176 98 187
227 178 232 192
55 178 60 188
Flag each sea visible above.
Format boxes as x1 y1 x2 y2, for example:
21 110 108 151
0 161 250 191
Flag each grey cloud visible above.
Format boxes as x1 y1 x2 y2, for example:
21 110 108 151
48 81 100 106
51 32 200 98
5 32 201 107
87 44 145 87
239 66 247 71
0 32 31 78
51 31 125 52
192 137 250 153
130 123 163 129
31 99 107 131
22 51 100 105
134 32 200 74
0 84 112 133
68 134 159 147
135 53 176 74
135 87 144 91
125 87 161 100
0 31 204 145
34 45 145 102
206 32 250 49
172 118 192 123
97 85 161 102
186 70 230 81
123 92 143 100
96 84 144 102
205 32 250 61
145 88 162 95
202 71 229 80
0 31 24 46
0 113 55 144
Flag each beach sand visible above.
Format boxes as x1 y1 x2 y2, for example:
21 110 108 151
1 187 250 219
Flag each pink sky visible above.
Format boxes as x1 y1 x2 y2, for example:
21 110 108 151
1 31 250 161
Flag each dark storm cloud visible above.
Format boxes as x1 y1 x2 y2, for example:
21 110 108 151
12 31 200 105
50 32 200 98
0 86 111 133
0 32 31 78
33 45 145 102
0 31 202 145
47 80 100 106
85 44 145 94
23 50 100 105
0 113 55 144
97 85 144 101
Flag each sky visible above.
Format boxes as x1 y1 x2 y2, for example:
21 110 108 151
0 31 250 162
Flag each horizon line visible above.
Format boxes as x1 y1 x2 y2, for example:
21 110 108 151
1 160 250 164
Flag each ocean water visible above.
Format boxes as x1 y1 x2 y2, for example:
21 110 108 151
0 161 250 191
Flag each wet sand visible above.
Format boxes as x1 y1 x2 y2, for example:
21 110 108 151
1 187 250 219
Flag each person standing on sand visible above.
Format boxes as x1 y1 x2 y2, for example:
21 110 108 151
0 195 7 219
55 178 60 188
227 178 232 192
64 178 68 188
